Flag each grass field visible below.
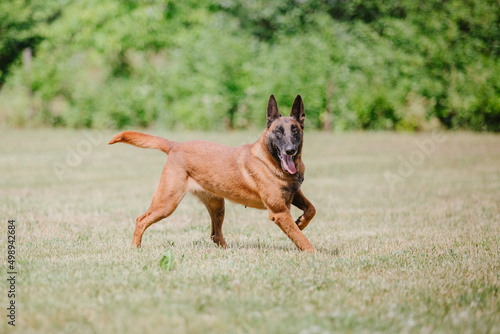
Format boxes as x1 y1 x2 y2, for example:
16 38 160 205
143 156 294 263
1 129 499 333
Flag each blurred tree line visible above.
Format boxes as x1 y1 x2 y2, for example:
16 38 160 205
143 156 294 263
1 0 499 131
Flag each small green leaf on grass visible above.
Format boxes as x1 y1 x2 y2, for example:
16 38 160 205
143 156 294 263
159 249 175 271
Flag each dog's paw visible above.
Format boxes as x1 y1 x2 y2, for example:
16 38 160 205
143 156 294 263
295 215 306 230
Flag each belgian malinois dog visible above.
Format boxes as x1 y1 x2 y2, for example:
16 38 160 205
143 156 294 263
109 95 316 252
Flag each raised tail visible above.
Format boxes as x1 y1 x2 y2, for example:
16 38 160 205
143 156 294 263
108 131 177 154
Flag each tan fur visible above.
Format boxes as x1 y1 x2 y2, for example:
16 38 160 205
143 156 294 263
109 96 316 252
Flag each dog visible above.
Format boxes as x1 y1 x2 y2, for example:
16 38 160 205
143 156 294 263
109 95 316 252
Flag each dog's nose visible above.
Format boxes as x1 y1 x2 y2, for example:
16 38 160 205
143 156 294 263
285 148 297 156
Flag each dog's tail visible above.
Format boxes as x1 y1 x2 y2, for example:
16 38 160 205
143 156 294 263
108 131 177 154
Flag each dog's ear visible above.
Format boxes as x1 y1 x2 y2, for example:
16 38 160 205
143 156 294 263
267 94 281 128
290 94 305 129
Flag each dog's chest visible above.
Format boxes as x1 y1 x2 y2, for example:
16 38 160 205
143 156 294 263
281 173 304 203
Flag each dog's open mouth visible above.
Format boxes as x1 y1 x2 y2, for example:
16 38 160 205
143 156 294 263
277 149 296 174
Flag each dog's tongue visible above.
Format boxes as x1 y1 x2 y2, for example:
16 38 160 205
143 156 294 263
281 155 296 174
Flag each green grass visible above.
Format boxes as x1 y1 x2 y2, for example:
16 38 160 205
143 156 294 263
1 129 499 333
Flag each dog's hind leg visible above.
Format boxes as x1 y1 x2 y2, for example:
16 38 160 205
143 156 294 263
292 190 316 231
194 192 227 248
131 167 188 248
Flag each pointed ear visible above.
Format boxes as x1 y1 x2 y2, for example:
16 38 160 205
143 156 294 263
290 94 305 129
266 94 281 128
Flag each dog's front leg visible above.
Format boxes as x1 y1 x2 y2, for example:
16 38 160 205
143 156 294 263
292 190 316 231
269 209 315 252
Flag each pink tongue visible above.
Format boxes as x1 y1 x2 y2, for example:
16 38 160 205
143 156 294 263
281 155 296 174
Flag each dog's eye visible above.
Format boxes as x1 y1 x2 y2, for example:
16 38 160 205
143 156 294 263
293 129 298 134
275 130 282 135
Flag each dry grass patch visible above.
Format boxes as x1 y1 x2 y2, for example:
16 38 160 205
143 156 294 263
0 129 499 333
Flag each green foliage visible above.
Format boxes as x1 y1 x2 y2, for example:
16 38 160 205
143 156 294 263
159 249 175 271
0 0 499 131
0 0 63 85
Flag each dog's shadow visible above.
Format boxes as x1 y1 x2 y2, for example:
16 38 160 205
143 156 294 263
204 240 338 255
168 239 337 255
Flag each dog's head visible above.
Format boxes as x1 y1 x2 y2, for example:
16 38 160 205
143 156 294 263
265 94 305 175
